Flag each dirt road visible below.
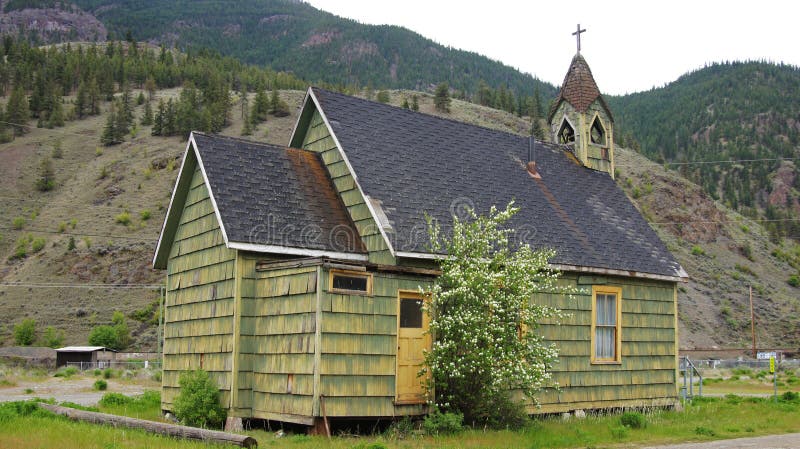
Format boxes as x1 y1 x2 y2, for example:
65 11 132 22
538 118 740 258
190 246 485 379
0 375 154 406
642 433 800 449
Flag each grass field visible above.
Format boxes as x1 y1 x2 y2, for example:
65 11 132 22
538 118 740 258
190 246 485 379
694 366 800 396
1 391 799 449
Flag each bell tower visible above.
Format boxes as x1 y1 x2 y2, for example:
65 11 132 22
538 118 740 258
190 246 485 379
548 25 615 178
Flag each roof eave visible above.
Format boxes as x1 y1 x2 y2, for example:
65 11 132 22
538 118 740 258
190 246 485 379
228 241 368 261
152 136 198 269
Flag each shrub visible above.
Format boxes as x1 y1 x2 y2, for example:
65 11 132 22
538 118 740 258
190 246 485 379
88 325 119 349
139 210 151 221
12 217 25 230
67 236 76 251
781 391 799 402
40 326 64 348
423 408 463 435
173 370 225 428
620 411 646 429
13 319 36 346
54 366 78 378
115 211 131 225
695 426 716 436
94 380 108 391
93 369 102 376
691 245 705 256
103 368 113 379
352 443 388 449
788 275 800 287
610 425 629 439
10 238 28 260
99 393 131 407
30 237 46 253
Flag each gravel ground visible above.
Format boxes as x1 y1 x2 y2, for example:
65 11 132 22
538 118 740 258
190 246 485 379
642 433 800 449
0 375 155 406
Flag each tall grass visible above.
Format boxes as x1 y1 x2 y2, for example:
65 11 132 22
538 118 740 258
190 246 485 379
0 395 798 448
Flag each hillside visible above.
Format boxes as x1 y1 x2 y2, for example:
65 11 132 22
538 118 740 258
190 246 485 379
1 81 799 350
1 0 558 105
608 62 800 240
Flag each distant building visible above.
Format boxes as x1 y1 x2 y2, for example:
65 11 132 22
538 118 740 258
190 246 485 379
55 346 117 368
154 51 687 431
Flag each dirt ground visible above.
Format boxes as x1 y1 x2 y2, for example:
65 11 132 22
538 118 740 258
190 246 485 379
643 433 800 449
0 372 158 406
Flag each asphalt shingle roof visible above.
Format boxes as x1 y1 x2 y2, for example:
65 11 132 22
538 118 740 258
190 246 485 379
192 132 365 254
311 87 683 278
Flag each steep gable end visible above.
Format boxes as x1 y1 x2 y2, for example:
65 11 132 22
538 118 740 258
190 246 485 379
291 90 396 265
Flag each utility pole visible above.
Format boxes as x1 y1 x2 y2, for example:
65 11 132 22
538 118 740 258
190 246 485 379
749 285 756 359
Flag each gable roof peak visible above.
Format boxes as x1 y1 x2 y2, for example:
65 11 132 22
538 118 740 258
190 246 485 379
549 53 613 122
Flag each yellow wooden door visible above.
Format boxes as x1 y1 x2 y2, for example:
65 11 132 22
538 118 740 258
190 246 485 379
396 293 430 404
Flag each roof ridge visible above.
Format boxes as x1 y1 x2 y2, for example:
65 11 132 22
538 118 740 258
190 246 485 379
192 131 306 151
311 86 553 147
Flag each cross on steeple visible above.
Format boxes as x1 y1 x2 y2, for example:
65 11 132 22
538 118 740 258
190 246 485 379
572 24 586 53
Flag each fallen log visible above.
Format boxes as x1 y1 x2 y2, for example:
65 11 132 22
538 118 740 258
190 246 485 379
39 403 257 448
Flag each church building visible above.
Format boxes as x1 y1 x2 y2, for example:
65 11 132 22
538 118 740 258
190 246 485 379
153 41 687 430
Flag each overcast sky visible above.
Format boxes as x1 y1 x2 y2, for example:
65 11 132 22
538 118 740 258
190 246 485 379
305 0 800 95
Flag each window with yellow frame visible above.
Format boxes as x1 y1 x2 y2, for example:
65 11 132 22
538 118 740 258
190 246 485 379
328 269 372 295
591 285 621 363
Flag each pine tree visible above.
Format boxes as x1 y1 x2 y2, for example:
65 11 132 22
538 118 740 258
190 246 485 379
434 82 451 113
164 98 177 136
47 93 64 128
252 88 269 123
75 80 87 118
6 84 30 136
114 99 130 140
101 101 119 145
402 98 410 109
88 77 101 115
152 99 165 136
411 95 419 111
144 76 156 102
241 105 253 136
141 101 153 126
35 157 55 191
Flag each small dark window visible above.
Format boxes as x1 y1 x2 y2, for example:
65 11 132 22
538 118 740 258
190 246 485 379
591 117 606 146
333 274 368 291
558 119 575 144
400 298 423 328
330 270 371 294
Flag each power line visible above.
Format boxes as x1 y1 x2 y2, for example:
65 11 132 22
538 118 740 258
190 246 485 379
616 156 799 168
650 218 800 225
0 225 158 241
0 282 161 289
0 120 102 140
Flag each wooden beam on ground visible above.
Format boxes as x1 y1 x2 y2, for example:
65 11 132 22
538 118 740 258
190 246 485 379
39 403 257 448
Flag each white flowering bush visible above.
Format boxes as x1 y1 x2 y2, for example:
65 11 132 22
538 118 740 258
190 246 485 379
423 202 565 427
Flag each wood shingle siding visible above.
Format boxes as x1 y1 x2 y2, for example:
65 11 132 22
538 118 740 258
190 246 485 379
162 164 237 410
533 275 677 413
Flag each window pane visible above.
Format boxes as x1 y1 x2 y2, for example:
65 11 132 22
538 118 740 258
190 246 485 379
596 327 615 359
332 274 368 292
400 298 423 328
596 294 616 326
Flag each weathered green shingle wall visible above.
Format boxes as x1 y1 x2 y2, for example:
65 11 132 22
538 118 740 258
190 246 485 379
301 109 395 265
163 164 237 410
243 264 318 421
318 270 431 417
534 275 677 413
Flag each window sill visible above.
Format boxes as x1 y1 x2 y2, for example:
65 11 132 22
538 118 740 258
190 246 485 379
591 359 622 365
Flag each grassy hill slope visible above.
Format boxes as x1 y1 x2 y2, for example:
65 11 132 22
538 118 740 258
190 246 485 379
1 86 798 351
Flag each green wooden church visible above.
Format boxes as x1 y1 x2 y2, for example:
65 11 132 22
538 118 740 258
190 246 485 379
153 52 687 430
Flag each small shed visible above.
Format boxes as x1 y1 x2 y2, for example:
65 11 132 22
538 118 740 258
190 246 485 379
55 346 117 368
